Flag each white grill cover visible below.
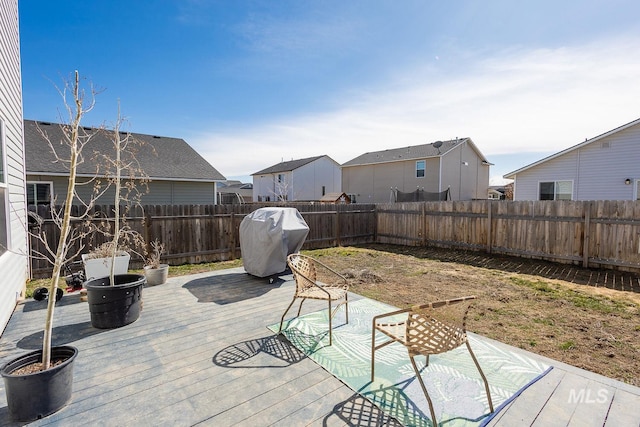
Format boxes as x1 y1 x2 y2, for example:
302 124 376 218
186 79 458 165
240 207 310 277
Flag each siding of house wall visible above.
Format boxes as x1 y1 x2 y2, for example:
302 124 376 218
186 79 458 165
252 157 341 201
0 0 28 332
291 156 341 200
27 175 218 206
513 123 640 201
159 181 216 205
342 157 441 203
439 141 489 201
252 173 288 201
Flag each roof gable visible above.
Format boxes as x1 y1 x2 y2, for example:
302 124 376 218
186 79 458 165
504 117 640 178
24 120 225 181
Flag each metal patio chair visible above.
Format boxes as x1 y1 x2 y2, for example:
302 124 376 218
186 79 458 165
371 295 493 426
278 253 349 345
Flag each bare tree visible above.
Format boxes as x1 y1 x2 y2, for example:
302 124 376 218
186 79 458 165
93 102 149 285
36 71 100 368
269 174 298 201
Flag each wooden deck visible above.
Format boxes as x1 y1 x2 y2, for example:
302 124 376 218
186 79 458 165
0 267 638 426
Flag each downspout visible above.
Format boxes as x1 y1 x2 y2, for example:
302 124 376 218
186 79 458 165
438 155 442 193
575 149 581 200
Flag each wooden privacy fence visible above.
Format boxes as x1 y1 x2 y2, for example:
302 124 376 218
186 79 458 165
30 200 640 278
377 200 640 273
29 203 377 278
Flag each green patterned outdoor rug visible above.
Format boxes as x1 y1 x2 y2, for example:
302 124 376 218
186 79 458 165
269 298 552 427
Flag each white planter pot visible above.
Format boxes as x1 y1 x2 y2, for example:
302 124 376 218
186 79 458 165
81 253 131 280
144 264 169 286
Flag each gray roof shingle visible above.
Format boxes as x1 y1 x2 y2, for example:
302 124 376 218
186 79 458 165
252 155 325 175
341 138 468 167
24 120 225 181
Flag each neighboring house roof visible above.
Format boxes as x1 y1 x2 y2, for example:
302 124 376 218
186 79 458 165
342 138 491 167
503 117 640 179
219 181 252 193
24 119 225 182
252 155 331 175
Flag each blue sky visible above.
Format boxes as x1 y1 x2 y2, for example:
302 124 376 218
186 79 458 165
19 0 640 184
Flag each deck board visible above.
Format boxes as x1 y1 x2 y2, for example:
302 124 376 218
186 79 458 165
1 267 638 426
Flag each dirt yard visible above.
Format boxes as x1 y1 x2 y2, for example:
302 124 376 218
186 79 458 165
304 244 640 387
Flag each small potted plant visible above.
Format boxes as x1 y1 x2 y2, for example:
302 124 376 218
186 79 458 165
143 239 169 285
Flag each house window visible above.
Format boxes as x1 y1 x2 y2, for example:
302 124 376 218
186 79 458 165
322 186 326 196
635 180 640 200
27 182 52 205
277 174 284 183
539 180 572 200
0 120 8 255
416 160 425 178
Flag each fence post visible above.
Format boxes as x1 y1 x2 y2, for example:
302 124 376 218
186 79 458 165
144 208 152 255
583 201 591 268
335 209 341 246
421 203 427 247
230 211 236 260
486 200 492 254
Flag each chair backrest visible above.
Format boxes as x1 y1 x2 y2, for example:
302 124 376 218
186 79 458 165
287 254 317 294
405 296 475 357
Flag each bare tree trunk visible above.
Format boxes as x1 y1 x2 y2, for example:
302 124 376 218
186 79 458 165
42 71 83 369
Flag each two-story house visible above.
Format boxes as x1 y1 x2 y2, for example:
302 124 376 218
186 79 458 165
342 138 491 203
252 155 342 202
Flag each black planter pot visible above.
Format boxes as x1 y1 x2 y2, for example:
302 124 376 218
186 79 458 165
1 345 78 422
85 274 146 329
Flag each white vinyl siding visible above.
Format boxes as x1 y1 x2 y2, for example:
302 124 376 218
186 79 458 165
0 0 28 332
512 122 640 201
253 155 342 202
0 122 7 255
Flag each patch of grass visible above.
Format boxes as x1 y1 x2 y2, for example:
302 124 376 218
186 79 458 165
509 277 637 315
559 340 575 351
161 259 243 276
533 317 555 326
306 247 374 259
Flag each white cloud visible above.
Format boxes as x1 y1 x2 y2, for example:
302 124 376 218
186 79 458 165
193 34 640 179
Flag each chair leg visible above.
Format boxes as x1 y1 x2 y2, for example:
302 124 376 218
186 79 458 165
409 355 438 426
466 341 494 413
328 299 333 345
296 298 307 316
344 293 349 324
371 322 376 382
278 297 297 334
